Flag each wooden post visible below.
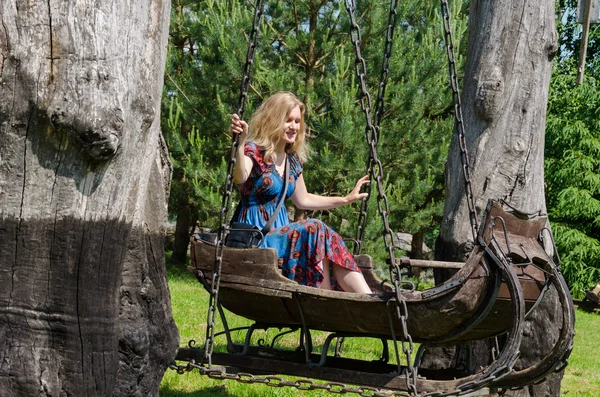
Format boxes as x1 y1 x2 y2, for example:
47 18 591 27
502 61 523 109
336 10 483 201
585 281 600 304
577 0 594 84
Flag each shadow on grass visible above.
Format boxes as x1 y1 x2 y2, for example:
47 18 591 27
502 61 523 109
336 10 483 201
167 263 198 278
161 384 235 396
575 299 600 314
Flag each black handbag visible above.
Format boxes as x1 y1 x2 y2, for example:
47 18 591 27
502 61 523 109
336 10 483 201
224 222 264 248
224 156 289 248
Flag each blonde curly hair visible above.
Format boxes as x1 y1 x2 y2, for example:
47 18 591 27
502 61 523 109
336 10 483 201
247 92 309 163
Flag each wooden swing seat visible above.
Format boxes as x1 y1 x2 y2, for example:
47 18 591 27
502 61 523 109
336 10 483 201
182 200 575 393
189 201 550 343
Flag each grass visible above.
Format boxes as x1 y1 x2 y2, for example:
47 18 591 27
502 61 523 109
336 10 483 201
560 308 600 396
161 265 600 396
161 266 358 396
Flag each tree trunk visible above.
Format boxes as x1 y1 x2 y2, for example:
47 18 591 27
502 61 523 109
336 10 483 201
172 199 193 266
440 0 558 258
0 1 178 396
433 0 564 395
409 229 424 278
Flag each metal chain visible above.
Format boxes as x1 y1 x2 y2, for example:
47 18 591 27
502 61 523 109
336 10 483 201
440 0 478 241
169 353 518 397
354 0 399 255
204 0 265 368
342 1 417 395
170 361 415 397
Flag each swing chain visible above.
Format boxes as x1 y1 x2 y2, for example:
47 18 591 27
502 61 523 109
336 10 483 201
440 0 479 241
392 285 418 395
170 360 418 397
342 0 400 292
343 1 417 395
355 0 399 255
205 0 266 369
169 352 519 397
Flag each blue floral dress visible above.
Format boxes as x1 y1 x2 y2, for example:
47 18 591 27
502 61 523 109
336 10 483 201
235 142 361 289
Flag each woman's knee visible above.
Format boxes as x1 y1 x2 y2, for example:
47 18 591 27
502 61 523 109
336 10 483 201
306 218 325 229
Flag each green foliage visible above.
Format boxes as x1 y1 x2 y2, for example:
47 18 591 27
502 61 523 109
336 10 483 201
356 0 467 261
163 0 258 230
545 63 600 298
165 97 227 228
545 1 600 298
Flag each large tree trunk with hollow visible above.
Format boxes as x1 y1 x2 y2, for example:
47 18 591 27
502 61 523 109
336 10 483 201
430 0 565 396
0 1 178 396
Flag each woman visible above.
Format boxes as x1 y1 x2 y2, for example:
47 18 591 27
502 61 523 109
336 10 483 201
230 92 372 293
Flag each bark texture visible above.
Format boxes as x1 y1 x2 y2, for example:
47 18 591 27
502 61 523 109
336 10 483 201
0 1 178 396
433 0 565 395
440 0 557 252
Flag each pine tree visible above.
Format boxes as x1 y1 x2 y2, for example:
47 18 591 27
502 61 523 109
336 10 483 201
354 0 468 265
162 0 257 264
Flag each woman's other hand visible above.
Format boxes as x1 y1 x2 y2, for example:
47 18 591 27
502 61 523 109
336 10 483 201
231 114 252 184
230 114 248 139
345 175 370 204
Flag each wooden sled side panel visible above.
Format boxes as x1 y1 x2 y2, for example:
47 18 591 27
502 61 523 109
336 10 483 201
189 240 300 324
189 239 498 342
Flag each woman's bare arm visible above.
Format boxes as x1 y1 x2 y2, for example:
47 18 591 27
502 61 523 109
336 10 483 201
291 174 369 211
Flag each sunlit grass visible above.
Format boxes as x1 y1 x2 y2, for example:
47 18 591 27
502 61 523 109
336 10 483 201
161 265 599 397
560 308 600 397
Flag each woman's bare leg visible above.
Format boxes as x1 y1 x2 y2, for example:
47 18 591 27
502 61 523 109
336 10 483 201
318 260 333 290
330 260 372 293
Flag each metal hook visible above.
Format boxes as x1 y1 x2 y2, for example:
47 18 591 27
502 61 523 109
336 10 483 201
491 216 512 257
539 227 562 266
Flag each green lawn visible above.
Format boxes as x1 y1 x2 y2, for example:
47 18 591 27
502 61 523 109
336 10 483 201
161 265 600 396
560 308 600 396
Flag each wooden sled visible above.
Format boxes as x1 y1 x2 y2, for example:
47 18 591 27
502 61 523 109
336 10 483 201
178 200 575 395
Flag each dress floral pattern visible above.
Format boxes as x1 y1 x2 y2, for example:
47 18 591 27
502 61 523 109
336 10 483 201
235 142 361 289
